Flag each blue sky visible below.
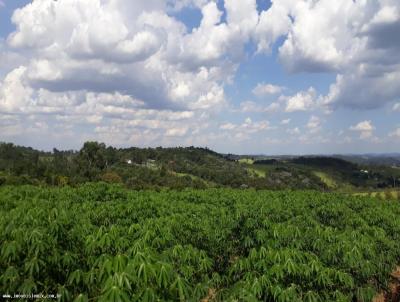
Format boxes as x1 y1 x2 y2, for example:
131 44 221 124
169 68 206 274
0 0 399 154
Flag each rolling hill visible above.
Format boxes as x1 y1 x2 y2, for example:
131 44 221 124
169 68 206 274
1 142 399 194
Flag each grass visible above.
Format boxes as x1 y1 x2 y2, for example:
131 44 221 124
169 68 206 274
353 190 400 200
173 172 217 187
246 167 266 178
242 163 268 178
238 158 254 164
390 191 399 199
313 171 338 189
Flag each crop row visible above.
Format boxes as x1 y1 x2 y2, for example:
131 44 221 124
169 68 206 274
0 183 399 301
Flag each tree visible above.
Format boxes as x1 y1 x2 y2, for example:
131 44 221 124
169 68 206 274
104 147 118 167
76 142 107 180
53 148 69 174
101 172 122 184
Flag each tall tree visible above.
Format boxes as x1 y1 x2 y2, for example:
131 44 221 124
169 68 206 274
76 142 107 180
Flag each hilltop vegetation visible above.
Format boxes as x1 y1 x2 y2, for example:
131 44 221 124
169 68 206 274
1 184 399 301
1 141 399 193
0 142 325 191
0 142 247 189
289 157 399 190
235 156 400 194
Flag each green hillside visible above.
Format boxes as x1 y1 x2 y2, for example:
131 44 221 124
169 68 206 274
250 156 400 193
1 142 400 193
0 142 327 191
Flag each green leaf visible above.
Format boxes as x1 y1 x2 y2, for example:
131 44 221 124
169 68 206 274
68 269 83 286
73 294 89 302
170 276 189 301
157 264 172 288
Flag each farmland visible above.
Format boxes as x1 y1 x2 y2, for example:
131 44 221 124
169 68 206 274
1 184 400 301
354 190 400 201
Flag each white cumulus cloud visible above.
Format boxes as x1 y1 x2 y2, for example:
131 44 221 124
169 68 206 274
350 120 375 132
389 128 400 138
1 0 400 150
239 100 280 113
306 115 321 133
252 83 284 96
350 120 376 140
285 87 316 112
267 0 400 110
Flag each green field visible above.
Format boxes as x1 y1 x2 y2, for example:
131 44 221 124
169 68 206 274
313 171 338 189
238 158 255 164
246 167 267 178
172 172 217 187
1 184 400 301
354 190 400 200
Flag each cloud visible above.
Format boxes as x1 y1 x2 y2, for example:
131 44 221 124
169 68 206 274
362 5 400 50
254 1 292 53
287 127 301 135
285 87 316 112
278 0 363 73
2 0 291 122
322 69 400 110
239 100 280 113
4 1 399 109
350 120 375 132
219 117 271 140
1 0 276 149
252 83 284 96
306 115 321 133
220 122 236 130
393 103 400 111
1 0 266 150
0 1 4 8
266 0 400 110
3 0 249 115
0 41 28 77
389 128 400 138
350 120 375 140
1 0 400 151
165 127 188 137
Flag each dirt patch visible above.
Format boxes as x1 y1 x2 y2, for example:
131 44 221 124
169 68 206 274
373 292 385 302
391 266 400 280
201 288 216 302
373 266 400 302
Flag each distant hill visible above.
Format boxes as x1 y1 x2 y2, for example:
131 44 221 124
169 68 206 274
230 153 400 167
290 156 357 169
335 154 400 167
228 154 400 191
1 141 399 191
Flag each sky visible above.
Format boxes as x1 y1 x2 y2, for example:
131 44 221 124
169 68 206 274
0 0 400 155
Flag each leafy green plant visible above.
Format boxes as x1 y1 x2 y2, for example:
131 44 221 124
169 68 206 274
0 185 399 301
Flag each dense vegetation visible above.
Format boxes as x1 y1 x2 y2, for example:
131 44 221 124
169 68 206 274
2 141 399 192
242 156 400 192
0 142 243 189
289 157 400 189
0 142 326 190
1 184 399 301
